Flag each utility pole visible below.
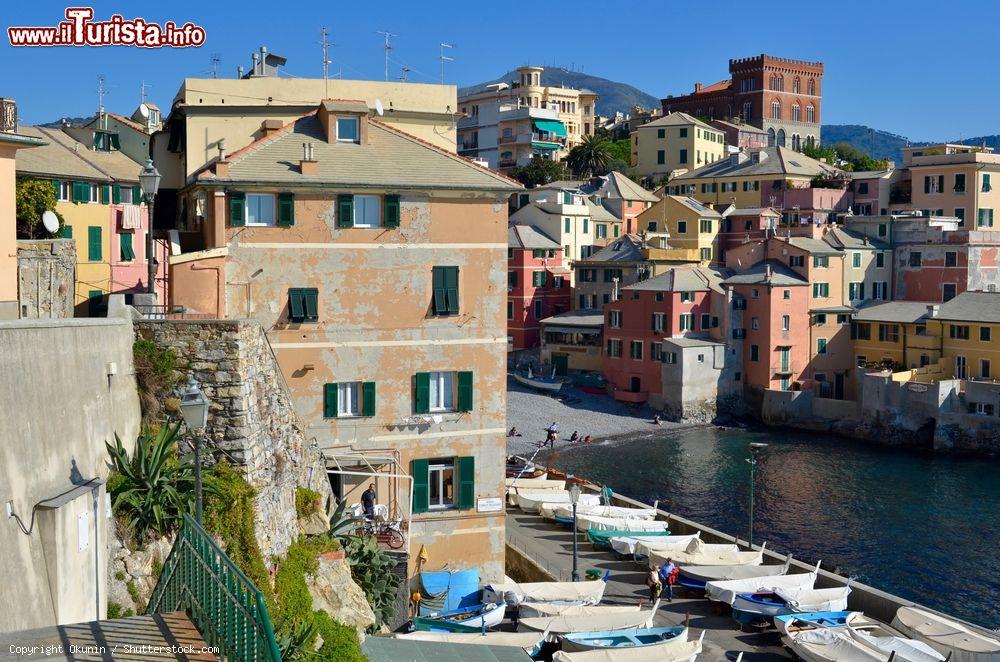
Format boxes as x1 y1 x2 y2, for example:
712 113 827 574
439 42 454 83
399 66 411 82
376 31 397 82
210 53 221 79
747 442 768 547
320 28 332 96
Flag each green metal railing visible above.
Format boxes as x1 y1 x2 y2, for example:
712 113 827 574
147 514 281 662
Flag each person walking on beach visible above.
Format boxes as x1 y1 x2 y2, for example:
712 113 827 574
361 483 377 520
546 422 558 447
659 558 678 602
645 566 662 603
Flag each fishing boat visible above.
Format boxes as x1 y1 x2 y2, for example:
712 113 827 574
732 585 851 625
578 515 671 534
560 625 694 654
705 563 819 605
645 538 764 568
778 611 946 661
608 533 698 559
552 630 704 661
482 574 609 607
518 491 600 514
891 606 1000 662
412 602 506 632
519 602 644 619
395 630 547 657
506 479 564 505
586 529 673 550
572 372 607 395
679 556 792 591
518 600 659 635
514 366 563 392
549 504 656 523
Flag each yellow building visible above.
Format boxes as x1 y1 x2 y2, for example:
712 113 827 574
634 195 722 264
631 112 726 181
904 144 1000 226
933 292 999 380
852 301 940 369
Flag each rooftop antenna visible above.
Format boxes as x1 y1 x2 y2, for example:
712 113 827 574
320 28 332 96
139 80 151 105
439 42 454 83
376 31 397 82
97 75 107 115
210 53 221 79
399 65 411 81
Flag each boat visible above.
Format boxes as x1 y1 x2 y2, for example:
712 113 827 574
506 465 548 479
518 600 659 635
891 606 1000 662
732 585 851 625
778 611 946 661
395 630 547 657
552 630 704 661
519 602 644 619
514 366 563 392
586 529 673 550
518 491 599 513
560 625 692 654
577 515 670 534
609 533 697 558
572 372 607 395
548 504 657 523
705 563 818 605
645 538 765 568
483 574 609 606
679 557 791 591
412 602 506 631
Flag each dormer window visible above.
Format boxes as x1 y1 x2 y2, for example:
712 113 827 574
337 117 359 143
93 131 120 152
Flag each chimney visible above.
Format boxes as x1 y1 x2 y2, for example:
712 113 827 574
765 263 772 279
261 119 283 137
251 53 259 76
215 139 230 176
926 304 939 318
300 142 318 175
694 82 703 93
237 66 244 78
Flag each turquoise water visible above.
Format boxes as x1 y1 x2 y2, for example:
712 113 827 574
539 426 1000 628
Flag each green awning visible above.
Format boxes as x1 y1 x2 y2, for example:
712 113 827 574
533 119 567 137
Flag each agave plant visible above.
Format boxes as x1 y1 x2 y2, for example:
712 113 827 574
327 500 356 542
106 423 201 541
275 618 318 661
343 535 400 632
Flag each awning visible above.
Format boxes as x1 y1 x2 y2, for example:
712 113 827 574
545 325 601 335
531 141 561 151
533 119 567 137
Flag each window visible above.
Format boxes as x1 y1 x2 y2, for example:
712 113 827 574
945 251 957 268
582 218 590 233
955 208 965 225
812 256 829 268
427 460 455 509
699 219 712 233
336 382 364 417
651 343 663 362
679 128 687 138
974 403 995 416
119 232 135 261
909 252 922 267
508 271 517 288
337 117 359 142
857 182 870 195
553 276 564 289
751 288 759 299
750 345 759 362
954 173 966 192
876 252 885 268
849 282 865 301
677 221 687 234
700 247 712 261
783 289 791 300
789 255 804 267
657 128 665 139
532 300 543 320
345 194 379 228
852 322 871 340
679 313 693 331
596 224 607 239
507 301 513 320
955 356 968 379
679 149 688 164
981 359 992 379
680 291 695 303
647 221 657 232
733 297 746 310
981 326 992 342
88 183 99 203
655 292 664 302
657 150 665 165
873 282 888 300
607 338 622 357
580 269 596 282
943 283 957 302
978 209 994 228
246 193 276 226
817 338 828 354
432 266 460 315
781 315 790 331
751 317 759 330
771 100 780 120
288 288 319 323
603 268 623 283
878 324 899 343
532 271 547 287
609 310 622 328
813 282 829 298
664 351 677 364
852 252 862 268
837 314 850 324
87 226 102 261
630 341 643 360
427 371 456 412
983 174 992 192
652 313 665 333
950 324 970 340
791 104 800 122
806 105 815 123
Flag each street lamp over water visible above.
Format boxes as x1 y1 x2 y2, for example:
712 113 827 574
179 376 209 524
569 479 581 582
747 442 768 548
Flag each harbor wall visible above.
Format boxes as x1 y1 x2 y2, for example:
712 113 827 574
505 543 557 583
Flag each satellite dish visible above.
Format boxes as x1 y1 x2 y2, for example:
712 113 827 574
42 210 60 234
138 103 150 119
374 99 384 116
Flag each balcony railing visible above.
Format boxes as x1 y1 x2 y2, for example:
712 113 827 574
1 98 16 133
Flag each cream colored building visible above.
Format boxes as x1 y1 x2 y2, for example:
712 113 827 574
631 112 726 181
458 66 598 169
634 195 723 264
904 144 1000 228
508 185 597 278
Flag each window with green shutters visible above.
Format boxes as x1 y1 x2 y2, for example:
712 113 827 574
229 192 246 226
132 186 141 205
817 338 828 354
276 192 295 226
384 194 400 228
532 271 547 287
411 459 430 513
456 456 475 510
59 224 72 239
72 181 89 203
564 218 570 233
87 226 102 261
337 194 354 228
983 174 992 192
323 383 337 418
457 371 473 412
112 184 122 204
362 381 376 417
100 184 111 204
431 266 459 315
120 232 135 261
323 382 375 417
410 457 474 513
288 288 319 323
582 218 589 233
978 209 994 227
613 224 619 238
414 372 431 414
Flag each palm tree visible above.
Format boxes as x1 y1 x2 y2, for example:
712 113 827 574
567 135 614 178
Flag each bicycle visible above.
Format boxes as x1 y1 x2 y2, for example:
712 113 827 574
358 516 405 549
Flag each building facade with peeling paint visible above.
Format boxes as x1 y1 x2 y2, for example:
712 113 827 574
165 92 521 585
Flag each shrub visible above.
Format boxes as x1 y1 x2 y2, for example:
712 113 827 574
343 535 400 632
313 612 365 662
133 339 182 423
106 602 134 620
16 177 64 239
294 487 322 520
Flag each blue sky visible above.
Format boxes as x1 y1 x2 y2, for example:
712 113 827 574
2 0 995 141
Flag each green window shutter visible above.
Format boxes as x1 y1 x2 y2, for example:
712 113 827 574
583 219 589 233
72 181 86 203
112 184 121 204
362 381 376 416
564 218 570 233
100 184 111 204
88 289 103 316
303 288 318 321
613 224 620 237
229 192 246 226
414 372 430 414
289 289 304 321
93 132 102 149
445 267 459 314
432 267 446 314
52 180 61 197
110 133 121 150
456 456 475 510
87 226 102 261
120 232 135 261
60 224 72 239
337 194 354 228
323 383 338 418
411 459 430 514
384 194 400 228
276 192 295 226
457 371 474 412
132 186 141 205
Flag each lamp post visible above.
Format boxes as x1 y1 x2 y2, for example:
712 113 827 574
569 479 581 582
746 442 768 548
138 159 161 296
179 376 209 523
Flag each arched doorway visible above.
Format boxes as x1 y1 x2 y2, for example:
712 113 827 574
777 129 786 147
767 128 776 146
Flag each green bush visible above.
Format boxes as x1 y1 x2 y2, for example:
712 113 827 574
106 602 134 620
295 487 322 520
313 612 365 662
133 339 181 423
343 535 399 632
15 177 64 239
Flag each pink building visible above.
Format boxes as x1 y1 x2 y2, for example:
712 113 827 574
109 201 168 303
777 186 853 224
508 225 571 350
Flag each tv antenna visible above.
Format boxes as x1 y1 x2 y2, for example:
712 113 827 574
210 53 221 79
399 66 411 82
97 75 107 114
376 31 397 81
320 28 333 95
139 80 151 105
439 43 454 83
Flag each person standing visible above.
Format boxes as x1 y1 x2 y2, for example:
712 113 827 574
659 558 678 602
645 566 662 603
361 483 377 520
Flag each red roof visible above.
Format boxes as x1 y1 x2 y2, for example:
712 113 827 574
697 79 732 94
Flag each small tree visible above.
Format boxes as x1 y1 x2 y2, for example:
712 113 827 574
567 135 613 178
508 158 571 188
16 178 63 239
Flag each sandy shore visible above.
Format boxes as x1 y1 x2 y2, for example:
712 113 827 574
504 375 694 456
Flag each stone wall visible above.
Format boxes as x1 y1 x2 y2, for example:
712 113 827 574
134 319 332 559
17 239 75 319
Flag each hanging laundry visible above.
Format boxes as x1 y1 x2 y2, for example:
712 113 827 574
121 204 142 230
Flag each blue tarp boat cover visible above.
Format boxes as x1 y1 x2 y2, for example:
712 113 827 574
420 568 480 614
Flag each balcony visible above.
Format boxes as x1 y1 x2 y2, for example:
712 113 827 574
1 98 16 133
497 104 561 122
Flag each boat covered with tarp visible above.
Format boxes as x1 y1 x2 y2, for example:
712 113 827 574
518 491 600 513
551 630 703 661
733 585 851 623
679 556 790 590
645 538 764 567
548 504 656 522
574 514 668 533
482 574 609 606
418 568 480 615
891 606 1000 662
778 611 946 661
518 601 659 636
394 629 546 656
706 568 817 605
586 529 674 549
609 533 697 557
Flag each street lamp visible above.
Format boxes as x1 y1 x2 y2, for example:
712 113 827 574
138 159 161 295
746 442 768 548
569 479 581 582
179 376 209 524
